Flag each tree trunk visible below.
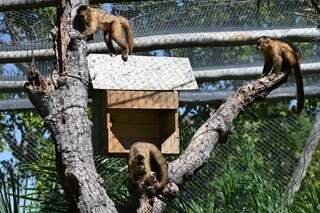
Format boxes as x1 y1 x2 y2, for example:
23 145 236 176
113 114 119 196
25 0 117 212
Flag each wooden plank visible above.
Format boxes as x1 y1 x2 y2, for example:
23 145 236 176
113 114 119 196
107 91 179 109
92 90 107 155
161 111 179 154
161 132 179 154
108 109 160 123
108 129 127 153
88 55 198 91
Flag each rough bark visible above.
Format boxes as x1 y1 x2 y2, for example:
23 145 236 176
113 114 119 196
25 0 117 212
153 72 290 212
286 113 320 202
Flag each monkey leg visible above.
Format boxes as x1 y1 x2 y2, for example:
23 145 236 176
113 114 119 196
110 21 129 61
104 32 116 56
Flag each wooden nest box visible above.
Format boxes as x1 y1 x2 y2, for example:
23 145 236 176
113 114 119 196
88 55 198 156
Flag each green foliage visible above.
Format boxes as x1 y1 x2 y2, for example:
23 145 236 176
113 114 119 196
17 155 129 212
94 156 129 204
174 141 288 213
292 181 320 212
176 98 319 212
20 141 67 212
0 162 21 213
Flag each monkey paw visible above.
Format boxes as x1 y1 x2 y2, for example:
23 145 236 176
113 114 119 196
122 54 128 62
260 74 267 78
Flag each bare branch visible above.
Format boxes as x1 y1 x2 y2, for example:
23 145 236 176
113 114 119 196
154 72 290 212
286 113 320 202
311 0 320 14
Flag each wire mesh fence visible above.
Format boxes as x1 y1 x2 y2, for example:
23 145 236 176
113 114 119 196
0 0 315 49
0 0 318 84
0 104 316 210
0 0 319 211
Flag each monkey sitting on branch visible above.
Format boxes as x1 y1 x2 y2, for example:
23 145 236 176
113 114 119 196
256 36 304 113
77 5 134 61
128 142 168 194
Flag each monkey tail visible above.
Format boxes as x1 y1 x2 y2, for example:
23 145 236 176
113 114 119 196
291 63 304 113
119 17 134 54
149 145 168 189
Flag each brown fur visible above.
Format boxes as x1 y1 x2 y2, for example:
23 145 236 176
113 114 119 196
128 142 168 192
77 5 134 61
257 36 304 113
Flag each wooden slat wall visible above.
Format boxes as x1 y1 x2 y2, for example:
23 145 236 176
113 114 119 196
106 91 179 109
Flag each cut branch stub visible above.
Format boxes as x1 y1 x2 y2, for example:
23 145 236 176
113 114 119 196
24 58 49 92
153 72 290 213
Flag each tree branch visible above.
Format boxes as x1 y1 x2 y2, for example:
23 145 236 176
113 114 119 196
286 112 320 202
311 0 320 15
153 72 290 212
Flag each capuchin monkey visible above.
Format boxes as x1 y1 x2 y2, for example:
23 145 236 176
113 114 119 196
128 142 168 192
77 5 134 61
256 36 304 113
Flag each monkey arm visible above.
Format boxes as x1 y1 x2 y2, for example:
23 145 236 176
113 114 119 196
150 149 168 189
79 22 97 38
271 54 283 74
261 59 273 77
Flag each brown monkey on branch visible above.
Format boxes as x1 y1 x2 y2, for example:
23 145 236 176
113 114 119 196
128 142 168 193
256 36 304 113
77 5 134 61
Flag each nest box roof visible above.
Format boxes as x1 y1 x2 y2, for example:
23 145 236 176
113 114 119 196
87 54 198 91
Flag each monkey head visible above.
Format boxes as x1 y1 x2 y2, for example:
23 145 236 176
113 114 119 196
77 5 90 21
256 36 272 52
77 5 88 14
133 153 147 176
74 5 91 34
